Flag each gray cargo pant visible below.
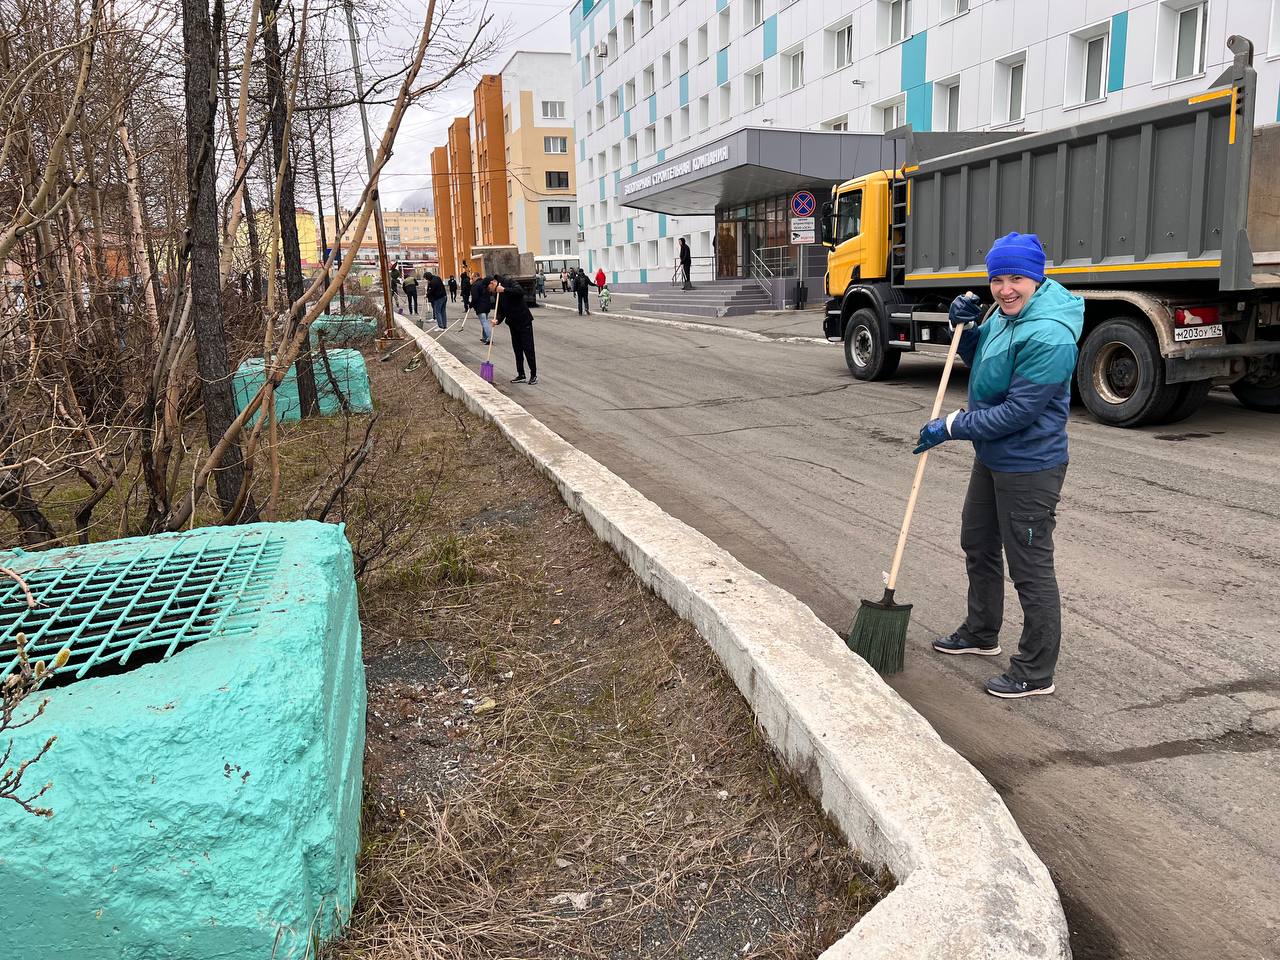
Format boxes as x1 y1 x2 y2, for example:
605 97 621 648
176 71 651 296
956 460 1067 684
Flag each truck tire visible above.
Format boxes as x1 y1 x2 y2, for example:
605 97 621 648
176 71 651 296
1159 380 1213 424
1229 354 1280 412
1078 317 1176 427
844 307 900 381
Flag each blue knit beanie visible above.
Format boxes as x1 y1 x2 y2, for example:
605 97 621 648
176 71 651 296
986 232 1046 282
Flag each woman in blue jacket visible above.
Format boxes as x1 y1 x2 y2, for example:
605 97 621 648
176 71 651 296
914 232 1084 699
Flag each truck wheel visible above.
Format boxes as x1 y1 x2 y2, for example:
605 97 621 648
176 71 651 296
844 307 900 380
1159 380 1213 424
1078 317 1173 427
1229 354 1280 412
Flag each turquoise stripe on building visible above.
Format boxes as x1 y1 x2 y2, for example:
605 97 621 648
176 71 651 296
656 148 665 163
901 31 926 88
1108 12 1127 93
605 222 613 246
679 72 689 106
639 268 648 283
595 75 602 102
624 109 631 136
612 271 619 284
658 213 667 238
579 138 586 161
599 178 606 201
716 0 728 10
902 31 930 132
716 47 729 86
763 15 777 60
578 207 584 228
631 161 639 174
648 94 657 123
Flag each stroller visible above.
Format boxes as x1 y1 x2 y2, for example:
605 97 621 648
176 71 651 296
599 286 611 312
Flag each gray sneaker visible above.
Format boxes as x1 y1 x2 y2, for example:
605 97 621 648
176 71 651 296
932 632 1001 656
985 673 1055 699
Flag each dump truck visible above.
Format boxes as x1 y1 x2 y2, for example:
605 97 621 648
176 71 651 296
820 35 1280 427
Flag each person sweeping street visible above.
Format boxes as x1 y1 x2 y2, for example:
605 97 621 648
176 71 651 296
914 232 1084 699
490 275 537 384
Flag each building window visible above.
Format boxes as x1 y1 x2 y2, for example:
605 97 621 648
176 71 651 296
943 0 968 19
644 124 656 153
698 94 710 131
1067 25 1110 106
995 55 1026 124
878 96 905 132
747 0 763 29
719 82 731 121
549 239 573 255
544 136 568 154
548 206 572 224
623 13 635 48
611 144 622 169
661 51 672 86
881 0 911 47
610 90 622 118
829 19 854 72
784 46 805 92
747 68 764 108
594 102 605 129
1155 1 1207 84
607 28 618 61
679 104 690 139
640 0 653 33
541 100 566 119
934 78 960 131
627 134 638 163
698 24 709 62
678 39 689 74
546 171 570 189
660 0 669 20
718 8 731 47
821 114 849 131
643 64 656 97
625 79 637 109
662 115 673 146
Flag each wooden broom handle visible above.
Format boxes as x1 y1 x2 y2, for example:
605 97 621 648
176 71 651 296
885 318 969 592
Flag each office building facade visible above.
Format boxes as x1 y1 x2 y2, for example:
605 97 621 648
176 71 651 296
571 0 1280 289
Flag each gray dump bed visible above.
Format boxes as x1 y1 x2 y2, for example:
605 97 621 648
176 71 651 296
902 38 1272 293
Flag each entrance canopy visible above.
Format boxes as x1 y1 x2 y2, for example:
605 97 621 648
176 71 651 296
619 127 900 216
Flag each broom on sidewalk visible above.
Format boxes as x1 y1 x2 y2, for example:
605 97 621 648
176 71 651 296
846 299 979 674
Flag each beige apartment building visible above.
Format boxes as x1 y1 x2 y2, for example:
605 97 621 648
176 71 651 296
321 208 437 266
431 51 578 273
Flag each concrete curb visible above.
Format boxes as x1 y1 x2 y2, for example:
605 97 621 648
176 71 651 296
538 300 836 346
396 314 1072 959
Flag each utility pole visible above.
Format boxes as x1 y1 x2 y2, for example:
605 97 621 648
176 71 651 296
342 0 396 338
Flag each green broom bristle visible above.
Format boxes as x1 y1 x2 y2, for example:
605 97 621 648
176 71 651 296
846 589 911 675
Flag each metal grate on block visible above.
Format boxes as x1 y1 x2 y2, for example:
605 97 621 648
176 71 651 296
0 529 285 684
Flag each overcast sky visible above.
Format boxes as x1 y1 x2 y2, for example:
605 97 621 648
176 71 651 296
368 0 573 211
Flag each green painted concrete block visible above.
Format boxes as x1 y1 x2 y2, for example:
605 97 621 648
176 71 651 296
233 349 373 423
310 314 377 347
0 521 366 959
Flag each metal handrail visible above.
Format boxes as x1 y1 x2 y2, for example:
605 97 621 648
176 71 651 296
747 250 774 298
670 256 715 286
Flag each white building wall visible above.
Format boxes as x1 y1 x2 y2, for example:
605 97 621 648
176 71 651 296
571 0 1280 286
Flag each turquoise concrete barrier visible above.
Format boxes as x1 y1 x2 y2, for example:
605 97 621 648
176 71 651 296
0 521 366 959
310 314 377 347
233 349 373 423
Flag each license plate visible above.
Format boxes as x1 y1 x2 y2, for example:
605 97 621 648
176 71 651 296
1173 323 1223 342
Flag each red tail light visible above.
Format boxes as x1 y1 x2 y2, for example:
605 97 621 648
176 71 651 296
1174 306 1221 326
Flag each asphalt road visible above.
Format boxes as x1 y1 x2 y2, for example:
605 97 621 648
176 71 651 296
422 296 1280 960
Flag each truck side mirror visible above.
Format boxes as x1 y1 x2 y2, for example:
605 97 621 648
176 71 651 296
820 202 834 248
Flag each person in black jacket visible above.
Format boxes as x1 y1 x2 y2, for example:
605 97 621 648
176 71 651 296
401 271 419 315
573 269 591 315
679 237 693 290
426 272 447 329
460 270 472 310
491 275 537 384
447 275 458 301
470 274 493 345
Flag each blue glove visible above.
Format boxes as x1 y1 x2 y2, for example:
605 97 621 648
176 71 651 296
913 412 963 455
948 293 983 331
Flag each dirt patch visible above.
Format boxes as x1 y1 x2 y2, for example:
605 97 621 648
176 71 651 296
243 348 897 956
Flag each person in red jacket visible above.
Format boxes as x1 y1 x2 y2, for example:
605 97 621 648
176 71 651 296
594 267 606 295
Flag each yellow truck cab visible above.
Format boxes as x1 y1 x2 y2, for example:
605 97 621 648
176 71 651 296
819 36 1280 427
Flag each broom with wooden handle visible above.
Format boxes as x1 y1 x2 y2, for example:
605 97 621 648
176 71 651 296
846 296 980 674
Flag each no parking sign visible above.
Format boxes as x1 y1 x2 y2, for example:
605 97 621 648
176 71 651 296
791 191 817 218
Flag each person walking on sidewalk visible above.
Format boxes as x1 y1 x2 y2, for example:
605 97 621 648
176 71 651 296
491 275 537 384
470 272 493 345
401 271 419 316
426 271 448 330
560 269 569 293
389 263 402 306
573 268 591 315
447 275 458 302
678 237 693 290
913 232 1084 700
594 266 606 297
460 269 472 310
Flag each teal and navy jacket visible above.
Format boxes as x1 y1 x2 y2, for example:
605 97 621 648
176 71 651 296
949 278 1084 473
